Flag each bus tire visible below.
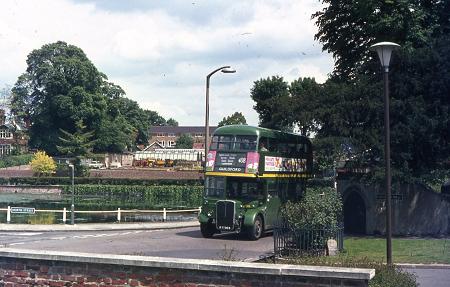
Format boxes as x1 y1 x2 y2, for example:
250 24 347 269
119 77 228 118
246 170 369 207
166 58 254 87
200 223 216 238
247 215 263 240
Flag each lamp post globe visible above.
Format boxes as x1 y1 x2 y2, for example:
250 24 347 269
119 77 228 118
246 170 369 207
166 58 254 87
204 66 236 168
370 41 400 266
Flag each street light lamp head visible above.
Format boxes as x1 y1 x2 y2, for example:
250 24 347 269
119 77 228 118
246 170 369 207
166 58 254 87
370 42 400 70
221 67 236 73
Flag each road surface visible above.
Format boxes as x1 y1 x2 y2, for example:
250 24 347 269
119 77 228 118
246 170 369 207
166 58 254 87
0 226 273 261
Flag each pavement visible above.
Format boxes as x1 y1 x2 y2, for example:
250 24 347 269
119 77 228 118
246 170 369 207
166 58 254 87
0 220 200 232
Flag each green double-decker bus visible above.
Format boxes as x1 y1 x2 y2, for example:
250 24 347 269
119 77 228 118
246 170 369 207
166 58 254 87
198 125 313 240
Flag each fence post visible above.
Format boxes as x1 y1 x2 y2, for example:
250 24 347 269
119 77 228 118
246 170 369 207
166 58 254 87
117 208 121 222
7 206 11 224
163 208 167 222
63 208 67 224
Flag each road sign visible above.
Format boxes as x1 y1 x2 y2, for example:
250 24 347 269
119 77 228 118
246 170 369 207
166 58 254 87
10 207 35 214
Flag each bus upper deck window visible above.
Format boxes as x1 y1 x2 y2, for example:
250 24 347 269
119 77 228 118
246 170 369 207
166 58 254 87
236 135 257 151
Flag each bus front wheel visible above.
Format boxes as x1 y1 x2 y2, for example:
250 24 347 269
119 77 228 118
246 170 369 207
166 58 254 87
200 223 216 238
247 215 263 240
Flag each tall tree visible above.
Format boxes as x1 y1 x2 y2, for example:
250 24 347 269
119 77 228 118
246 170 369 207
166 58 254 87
11 41 107 154
250 76 292 130
218 112 247 127
11 41 170 154
313 0 435 80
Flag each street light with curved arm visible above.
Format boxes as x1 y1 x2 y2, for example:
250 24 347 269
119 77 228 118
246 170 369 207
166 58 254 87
204 66 236 167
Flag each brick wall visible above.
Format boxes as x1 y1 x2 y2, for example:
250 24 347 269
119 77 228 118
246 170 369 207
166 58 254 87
0 249 374 287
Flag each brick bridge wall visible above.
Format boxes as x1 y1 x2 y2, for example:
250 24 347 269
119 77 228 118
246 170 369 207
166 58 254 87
0 249 374 287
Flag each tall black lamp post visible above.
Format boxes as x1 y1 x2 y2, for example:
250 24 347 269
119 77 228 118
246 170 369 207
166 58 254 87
370 41 400 265
204 66 236 165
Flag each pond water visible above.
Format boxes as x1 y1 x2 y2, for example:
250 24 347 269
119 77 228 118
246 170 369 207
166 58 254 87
0 193 198 224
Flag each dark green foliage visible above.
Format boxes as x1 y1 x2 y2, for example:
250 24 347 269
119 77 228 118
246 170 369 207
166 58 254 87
57 120 95 157
166 118 179 126
250 76 291 130
0 154 33 168
281 187 342 229
176 134 194 149
11 41 176 154
61 184 203 209
281 256 417 287
218 112 247 127
313 0 436 81
0 176 202 186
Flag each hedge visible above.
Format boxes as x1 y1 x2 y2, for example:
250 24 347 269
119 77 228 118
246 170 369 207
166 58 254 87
61 184 203 209
0 177 202 186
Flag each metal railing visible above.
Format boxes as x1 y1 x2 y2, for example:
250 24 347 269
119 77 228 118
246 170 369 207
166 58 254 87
0 206 200 224
274 220 344 258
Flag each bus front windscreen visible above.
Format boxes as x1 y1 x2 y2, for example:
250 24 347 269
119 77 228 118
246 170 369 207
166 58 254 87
226 177 263 201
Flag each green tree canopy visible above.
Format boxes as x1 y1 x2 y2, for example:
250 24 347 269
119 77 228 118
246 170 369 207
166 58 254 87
176 134 194 149
312 0 449 80
11 41 175 154
166 118 179 126
218 112 247 127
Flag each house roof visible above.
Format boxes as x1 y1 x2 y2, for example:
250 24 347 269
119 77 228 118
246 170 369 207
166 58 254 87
149 126 217 134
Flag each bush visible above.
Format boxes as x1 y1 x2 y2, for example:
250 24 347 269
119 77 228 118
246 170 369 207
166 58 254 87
0 154 33 168
30 151 56 176
281 186 342 229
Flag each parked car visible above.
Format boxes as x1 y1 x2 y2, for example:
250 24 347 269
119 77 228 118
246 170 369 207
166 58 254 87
88 160 104 169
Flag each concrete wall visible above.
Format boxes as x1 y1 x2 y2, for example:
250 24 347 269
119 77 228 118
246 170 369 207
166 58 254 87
339 179 450 236
0 248 374 287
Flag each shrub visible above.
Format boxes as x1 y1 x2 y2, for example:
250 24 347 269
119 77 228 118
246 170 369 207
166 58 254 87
30 151 56 176
281 186 342 229
0 154 33 168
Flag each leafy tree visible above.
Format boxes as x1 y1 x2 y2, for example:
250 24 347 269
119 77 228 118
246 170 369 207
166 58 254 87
166 118 179 126
218 112 247 127
313 0 436 80
310 1 450 180
11 41 107 154
10 41 170 154
176 134 194 149
30 151 56 176
95 114 135 153
250 76 292 130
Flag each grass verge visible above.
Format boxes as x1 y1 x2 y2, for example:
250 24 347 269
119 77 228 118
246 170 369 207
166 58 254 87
344 237 450 264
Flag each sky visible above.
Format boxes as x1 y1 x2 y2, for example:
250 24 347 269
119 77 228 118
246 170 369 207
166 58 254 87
0 0 334 126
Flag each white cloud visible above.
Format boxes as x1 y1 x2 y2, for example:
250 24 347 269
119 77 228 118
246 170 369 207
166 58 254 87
0 0 333 126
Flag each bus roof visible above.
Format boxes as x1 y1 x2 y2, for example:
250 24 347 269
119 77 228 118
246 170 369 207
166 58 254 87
213 125 310 142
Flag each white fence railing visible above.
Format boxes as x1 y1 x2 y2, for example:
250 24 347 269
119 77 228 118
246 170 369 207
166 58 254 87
0 206 201 224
